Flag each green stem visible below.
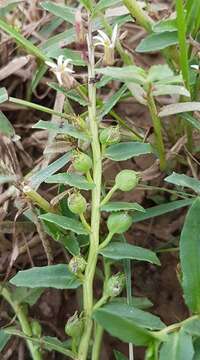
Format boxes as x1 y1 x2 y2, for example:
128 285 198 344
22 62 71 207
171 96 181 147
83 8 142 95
91 260 111 359
23 186 52 213
1 287 42 360
9 97 75 121
122 0 154 32
100 185 118 206
99 232 114 250
78 20 102 360
147 87 166 171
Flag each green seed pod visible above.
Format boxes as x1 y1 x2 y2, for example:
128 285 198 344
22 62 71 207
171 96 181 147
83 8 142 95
100 126 120 146
68 192 87 214
69 255 87 274
31 320 42 338
106 273 125 297
107 212 133 234
65 311 83 338
115 169 139 192
73 151 92 173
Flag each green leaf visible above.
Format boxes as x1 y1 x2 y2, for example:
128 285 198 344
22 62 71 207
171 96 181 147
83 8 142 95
114 350 128 360
180 198 200 312
41 2 75 24
133 199 194 223
147 65 174 83
182 317 200 336
13 288 44 305
33 120 89 141
100 85 127 117
0 111 18 139
4 328 75 358
79 0 93 11
0 18 47 61
165 172 200 194
49 82 88 106
0 1 21 16
181 113 200 131
99 242 160 265
113 296 153 309
105 142 152 161
193 338 200 360
94 0 121 12
159 102 200 117
152 85 190 97
95 66 146 85
136 31 178 52
29 152 72 190
101 201 145 212
0 87 8 103
45 173 94 190
39 213 89 235
41 28 76 53
159 330 194 360
153 18 177 33
93 302 164 346
0 330 11 352
10 264 81 289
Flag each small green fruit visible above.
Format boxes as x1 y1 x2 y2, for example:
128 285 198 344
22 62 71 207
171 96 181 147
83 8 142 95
115 169 139 192
73 151 92 173
69 255 87 274
31 320 42 338
68 192 87 214
100 126 120 146
65 311 83 338
106 273 125 297
107 212 133 234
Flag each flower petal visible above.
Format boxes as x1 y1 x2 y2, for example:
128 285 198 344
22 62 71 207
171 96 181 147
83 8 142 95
111 24 118 46
97 29 110 44
57 55 64 67
45 60 57 69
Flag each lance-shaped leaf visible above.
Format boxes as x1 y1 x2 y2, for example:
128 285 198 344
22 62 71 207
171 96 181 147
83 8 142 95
99 242 160 265
165 172 200 194
45 173 95 190
0 330 11 352
10 264 81 289
105 142 152 161
159 330 194 360
41 2 76 24
136 31 178 52
93 302 164 346
29 152 72 190
39 213 89 235
101 202 145 212
33 120 89 141
180 198 200 312
95 66 146 85
159 102 200 117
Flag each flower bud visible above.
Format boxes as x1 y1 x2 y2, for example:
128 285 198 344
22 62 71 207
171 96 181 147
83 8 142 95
68 192 87 214
31 320 42 338
100 126 120 146
115 169 140 192
107 212 133 234
73 151 92 174
65 311 83 338
106 273 125 297
69 255 86 274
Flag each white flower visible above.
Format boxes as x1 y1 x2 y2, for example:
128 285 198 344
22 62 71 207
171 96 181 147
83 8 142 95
45 55 74 86
191 64 199 71
94 24 118 50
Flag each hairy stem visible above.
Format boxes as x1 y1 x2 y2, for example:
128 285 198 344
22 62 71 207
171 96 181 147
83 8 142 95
122 0 154 32
1 287 42 360
78 19 102 360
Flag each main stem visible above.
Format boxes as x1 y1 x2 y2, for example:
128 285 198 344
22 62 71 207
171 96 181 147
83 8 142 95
78 20 102 360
